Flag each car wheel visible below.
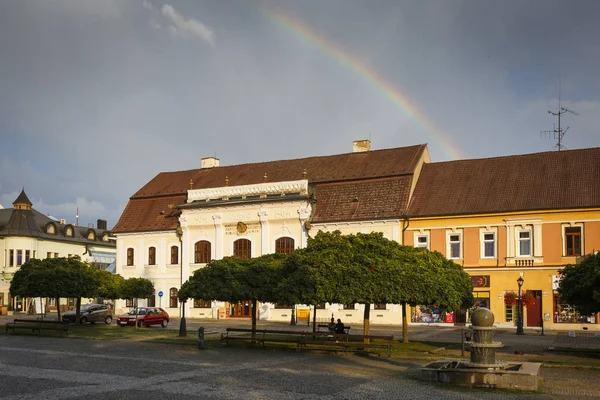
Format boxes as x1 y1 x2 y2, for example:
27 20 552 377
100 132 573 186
119 323 126 328
161 319 168 328
80 317 87 325
137 320 144 328
105 316 112 324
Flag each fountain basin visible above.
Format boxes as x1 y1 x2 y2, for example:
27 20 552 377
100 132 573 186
420 360 541 391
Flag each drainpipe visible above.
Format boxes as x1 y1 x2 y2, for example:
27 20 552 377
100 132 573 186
401 214 410 245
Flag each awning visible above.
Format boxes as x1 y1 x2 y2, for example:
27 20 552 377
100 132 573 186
88 250 116 264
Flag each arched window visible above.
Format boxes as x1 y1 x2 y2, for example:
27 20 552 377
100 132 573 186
275 237 295 254
148 247 156 265
170 245 179 265
233 239 251 259
169 287 178 308
65 226 73 237
194 241 211 264
87 230 95 240
102 234 109 242
126 248 134 266
47 224 56 235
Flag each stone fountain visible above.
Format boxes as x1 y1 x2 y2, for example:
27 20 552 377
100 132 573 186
420 308 540 391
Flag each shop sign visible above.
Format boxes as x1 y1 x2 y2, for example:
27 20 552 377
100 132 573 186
552 275 562 290
470 275 490 288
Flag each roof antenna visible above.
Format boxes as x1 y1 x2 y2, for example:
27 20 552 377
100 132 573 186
540 77 579 151
76 207 79 227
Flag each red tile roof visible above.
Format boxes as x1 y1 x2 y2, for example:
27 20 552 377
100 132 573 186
113 145 426 233
408 147 600 217
313 177 412 222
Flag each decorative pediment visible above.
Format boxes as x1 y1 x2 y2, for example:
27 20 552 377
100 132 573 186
187 180 308 203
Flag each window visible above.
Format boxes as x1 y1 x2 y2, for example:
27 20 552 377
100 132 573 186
274 303 294 309
102 234 109 242
194 299 212 308
54 252 59 258
505 304 513 323
147 292 156 307
126 248 134 266
33 250 36 259
565 227 582 256
17 250 23 266
517 230 531 257
448 233 461 259
233 239 251 259
126 299 133 307
415 235 429 249
169 288 178 308
374 303 387 310
9 250 14 266
87 230 95 240
194 241 211 263
25 250 30 263
48 298 56 306
170 246 179 264
275 237 295 254
148 247 156 265
47 224 56 234
482 232 495 258
47 252 52 259
343 304 355 310
65 226 73 237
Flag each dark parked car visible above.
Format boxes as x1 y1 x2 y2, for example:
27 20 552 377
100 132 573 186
117 307 169 328
62 304 113 324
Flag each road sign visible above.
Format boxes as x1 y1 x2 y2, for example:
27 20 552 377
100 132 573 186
158 291 163 297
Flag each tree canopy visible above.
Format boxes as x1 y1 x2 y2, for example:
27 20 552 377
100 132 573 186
558 252 600 315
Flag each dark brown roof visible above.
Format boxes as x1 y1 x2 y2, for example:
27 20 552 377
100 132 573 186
112 195 185 233
132 145 426 198
13 189 32 206
113 146 427 233
313 177 412 222
408 147 600 217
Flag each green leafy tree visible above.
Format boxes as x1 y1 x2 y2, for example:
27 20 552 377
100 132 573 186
119 277 155 328
10 257 97 322
558 252 600 315
92 269 125 303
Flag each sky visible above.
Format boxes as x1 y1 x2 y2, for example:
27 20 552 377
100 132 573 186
1 0 599 229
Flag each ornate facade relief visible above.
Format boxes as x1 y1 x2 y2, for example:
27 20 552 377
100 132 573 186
187 179 308 203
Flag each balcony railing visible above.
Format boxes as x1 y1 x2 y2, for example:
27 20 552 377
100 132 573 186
515 259 535 267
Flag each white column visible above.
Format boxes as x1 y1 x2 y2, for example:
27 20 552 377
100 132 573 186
259 208 269 256
392 224 400 244
181 217 191 318
137 239 145 276
213 214 223 259
298 202 311 249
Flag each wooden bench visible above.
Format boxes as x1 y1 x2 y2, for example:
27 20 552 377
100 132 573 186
5 319 69 337
220 328 306 348
298 333 393 357
316 324 351 334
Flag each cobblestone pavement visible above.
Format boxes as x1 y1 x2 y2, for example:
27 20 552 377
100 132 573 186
550 335 600 351
1 333 600 399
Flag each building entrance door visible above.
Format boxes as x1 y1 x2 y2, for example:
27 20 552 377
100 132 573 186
230 300 252 318
526 290 542 327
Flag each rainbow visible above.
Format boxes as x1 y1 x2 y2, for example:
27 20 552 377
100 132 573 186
263 8 465 160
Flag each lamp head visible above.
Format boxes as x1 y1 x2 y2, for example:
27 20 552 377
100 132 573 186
517 276 524 287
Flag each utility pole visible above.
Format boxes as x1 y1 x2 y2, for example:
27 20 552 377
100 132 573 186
540 78 579 151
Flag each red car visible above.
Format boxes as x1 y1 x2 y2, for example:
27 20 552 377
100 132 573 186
117 307 169 328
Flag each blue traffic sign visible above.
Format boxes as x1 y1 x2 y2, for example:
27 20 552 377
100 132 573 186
158 291 163 297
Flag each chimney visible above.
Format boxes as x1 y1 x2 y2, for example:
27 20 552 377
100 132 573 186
353 140 371 153
201 157 220 169
59 218 66 225
97 219 107 230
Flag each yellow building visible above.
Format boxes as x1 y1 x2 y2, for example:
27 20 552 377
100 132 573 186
404 147 600 331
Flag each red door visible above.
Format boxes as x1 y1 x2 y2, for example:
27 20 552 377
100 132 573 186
526 291 542 327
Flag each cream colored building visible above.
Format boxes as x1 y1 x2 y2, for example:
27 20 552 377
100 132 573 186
113 141 428 324
0 190 116 313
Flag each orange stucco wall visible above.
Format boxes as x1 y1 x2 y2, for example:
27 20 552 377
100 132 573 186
463 227 479 265
586 221 600 253
543 223 563 265
430 229 445 256
497 225 507 266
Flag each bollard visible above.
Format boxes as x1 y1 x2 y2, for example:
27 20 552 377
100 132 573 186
198 327 205 350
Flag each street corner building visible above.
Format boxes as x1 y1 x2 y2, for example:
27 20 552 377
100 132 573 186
0 189 116 314
112 140 600 331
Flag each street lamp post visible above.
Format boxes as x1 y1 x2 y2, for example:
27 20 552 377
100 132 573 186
176 225 187 337
516 276 524 335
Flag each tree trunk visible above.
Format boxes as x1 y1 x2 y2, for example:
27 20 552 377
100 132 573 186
363 304 371 344
251 299 257 340
56 298 61 321
402 302 409 343
76 298 82 324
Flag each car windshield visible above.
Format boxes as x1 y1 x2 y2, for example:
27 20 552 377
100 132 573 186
81 304 94 311
127 308 147 315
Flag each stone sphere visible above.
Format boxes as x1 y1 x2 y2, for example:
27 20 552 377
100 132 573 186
471 307 494 327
